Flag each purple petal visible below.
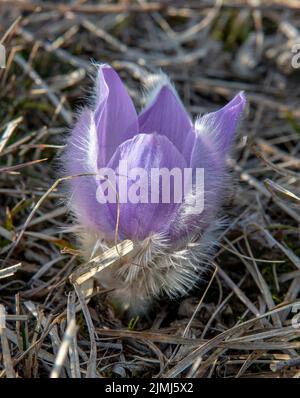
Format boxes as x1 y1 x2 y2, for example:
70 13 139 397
94 65 139 167
138 85 194 163
64 108 116 239
104 133 187 240
193 92 246 161
177 92 246 234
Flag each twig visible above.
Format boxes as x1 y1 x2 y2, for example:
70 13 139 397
50 319 78 378
14 53 72 124
0 305 16 378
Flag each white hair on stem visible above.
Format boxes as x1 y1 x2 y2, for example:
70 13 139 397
74 215 225 315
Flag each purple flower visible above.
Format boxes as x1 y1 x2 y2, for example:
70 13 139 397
64 64 246 311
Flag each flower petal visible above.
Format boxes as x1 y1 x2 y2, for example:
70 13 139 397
138 84 194 162
193 92 246 161
94 65 139 167
176 92 246 235
64 108 116 239
104 133 187 240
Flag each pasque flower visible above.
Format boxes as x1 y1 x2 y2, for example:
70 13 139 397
64 64 246 313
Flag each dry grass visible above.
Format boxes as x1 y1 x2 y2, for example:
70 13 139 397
0 0 300 378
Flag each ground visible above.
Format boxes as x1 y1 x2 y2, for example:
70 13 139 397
0 0 300 378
